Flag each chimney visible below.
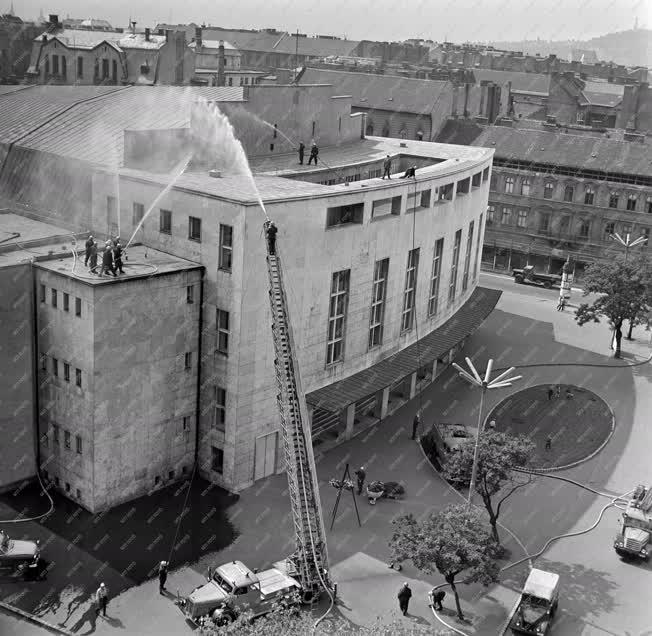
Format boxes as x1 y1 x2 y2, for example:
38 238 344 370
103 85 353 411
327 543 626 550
217 40 226 87
195 27 202 50
48 14 59 25
145 28 150 41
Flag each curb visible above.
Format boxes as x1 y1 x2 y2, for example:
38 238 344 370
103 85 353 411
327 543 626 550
0 600 74 636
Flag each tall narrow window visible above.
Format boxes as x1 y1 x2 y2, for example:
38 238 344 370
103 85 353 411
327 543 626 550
112 59 117 82
401 249 419 332
544 182 554 199
462 221 474 292
504 176 515 194
520 178 530 196
189 216 201 242
368 258 389 349
428 239 444 316
473 213 483 280
217 309 230 355
564 185 574 202
211 447 224 474
64 430 70 450
75 297 82 318
184 352 192 370
61 56 66 79
63 362 70 382
486 204 495 225
53 424 59 445
448 230 462 303
52 55 59 75
609 192 619 208
51 289 57 308
160 209 172 234
77 56 83 78
186 285 194 304
584 186 595 205
501 206 512 225
219 224 233 272
627 194 637 211
75 368 82 387
63 292 69 312
326 270 350 364
133 202 144 226
214 386 226 431
517 209 528 228
76 435 82 454
40 284 46 303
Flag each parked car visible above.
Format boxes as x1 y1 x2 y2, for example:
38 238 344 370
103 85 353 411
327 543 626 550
0 530 41 579
512 265 561 289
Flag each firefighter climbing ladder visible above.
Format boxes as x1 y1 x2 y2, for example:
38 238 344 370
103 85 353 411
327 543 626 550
265 232 333 602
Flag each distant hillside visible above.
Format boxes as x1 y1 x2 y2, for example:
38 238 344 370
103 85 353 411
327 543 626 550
488 29 651 68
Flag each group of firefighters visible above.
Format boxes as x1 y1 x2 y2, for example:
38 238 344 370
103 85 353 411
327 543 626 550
83 234 125 277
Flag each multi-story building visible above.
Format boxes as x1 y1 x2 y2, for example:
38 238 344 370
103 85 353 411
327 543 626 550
437 119 652 275
0 82 499 508
0 13 42 80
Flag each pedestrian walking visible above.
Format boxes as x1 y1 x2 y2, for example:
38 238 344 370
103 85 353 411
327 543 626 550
158 560 168 593
308 143 319 165
100 241 117 277
266 221 277 255
429 588 446 611
88 241 98 274
397 582 412 616
113 240 125 274
382 155 392 179
545 435 552 451
95 583 108 617
84 235 94 266
411 411 421 440
354 466 366 495
557 297 566 311
298 141 305 165
547 387 554 401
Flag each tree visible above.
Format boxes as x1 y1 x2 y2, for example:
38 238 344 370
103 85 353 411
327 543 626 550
442 430 535 547
575 256 652 358
388 504 500 620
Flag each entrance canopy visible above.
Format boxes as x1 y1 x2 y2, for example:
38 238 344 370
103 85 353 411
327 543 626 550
306 286 502 412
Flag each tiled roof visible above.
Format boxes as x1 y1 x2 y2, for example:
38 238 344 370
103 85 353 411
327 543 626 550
5 86 246 168
0 85 30 97
582 80 624 96
306 287 502 412
435 119 652 178
579 91 622 107
37 29 123 51
189 40 238 51
0 85 126 144
472 69 550 94
299 68 451 116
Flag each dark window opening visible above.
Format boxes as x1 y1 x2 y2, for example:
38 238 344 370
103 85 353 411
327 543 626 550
326 203 364 227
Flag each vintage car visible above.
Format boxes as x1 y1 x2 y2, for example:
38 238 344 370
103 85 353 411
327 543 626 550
0 530 41 578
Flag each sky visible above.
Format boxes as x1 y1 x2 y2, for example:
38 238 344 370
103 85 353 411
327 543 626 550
13 0 650 43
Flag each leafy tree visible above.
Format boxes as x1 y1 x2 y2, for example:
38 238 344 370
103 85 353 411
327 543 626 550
388 504 500 620
575 256 652 358
442 430 535 547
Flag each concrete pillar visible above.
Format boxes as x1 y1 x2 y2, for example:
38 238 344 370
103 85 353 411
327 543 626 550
343 403 355 440
375 387 390 420
409 372 418 399
432 358 438 379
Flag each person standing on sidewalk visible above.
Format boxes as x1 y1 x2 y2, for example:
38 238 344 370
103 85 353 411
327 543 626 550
298 141 305 165
547 387 554 401
95 583 109 617
354 466 366 495
411 411 421 440
158 561 168 593
397 582 412 615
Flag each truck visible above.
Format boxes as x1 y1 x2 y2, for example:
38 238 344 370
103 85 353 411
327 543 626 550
512 265 561 289
0 530 41 579
178 560 302 627
509 568 560 635
614 484 652 560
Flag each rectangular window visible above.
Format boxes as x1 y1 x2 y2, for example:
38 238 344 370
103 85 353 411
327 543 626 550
51 288 57 308
217 309 230 355
520 178 530 196
368 258 389 348
133 202 144 226
75 297 81 317
482 167 489 182
642 228 650 242
372 197 401 219
462 222 474 292
63 292 69 312
326 270 350 363
420 189 431 208
77 56 83 78
64 430 70 450
53 424 59 445
40 284 46 303
473 213 483 280
544 182 554 199
627 194 637 211
53 358 58 377
456 178 470 195
560 215 571 234
622 223 632 236
609 192 619 208
76 435 82 454
647 197 652 214
490 174 497 191
184 352 192 370
564 185 574 202
428 239 444 316
516 209 528 228
472 172 481 187
219 224 233 271
102 58 109 78
187 285 194 304
504 176 515 194
578 219 591 238
188 216 202 242
584 187 595 205
487 204 495 225
448 230 462 303
604 222 615 239
501 206 512 225
401 249 419 332
61 56 66 79
215 386 226 431
160 209 172 234
211 447 224 474
75 368 82 387
438 183 454 201
539 212 551 232
112 59 117 82
183 416 189 431
63 362 70 382
52 54 59 75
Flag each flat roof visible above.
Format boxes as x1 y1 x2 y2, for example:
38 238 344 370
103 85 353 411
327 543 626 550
35 245 201 285
120 137 492 205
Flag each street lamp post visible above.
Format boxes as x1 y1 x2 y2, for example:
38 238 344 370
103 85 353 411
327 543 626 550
452 358 522 508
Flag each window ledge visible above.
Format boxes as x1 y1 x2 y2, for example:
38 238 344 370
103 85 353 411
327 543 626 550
325 222 363 230
188 237 202 243
370 214 400 222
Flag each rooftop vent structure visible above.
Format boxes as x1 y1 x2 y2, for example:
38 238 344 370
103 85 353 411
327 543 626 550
209 170 222 178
